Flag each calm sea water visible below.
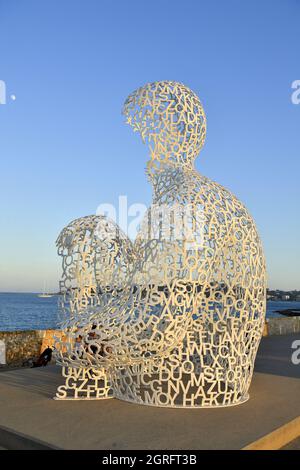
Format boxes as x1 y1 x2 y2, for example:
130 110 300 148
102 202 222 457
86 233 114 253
0 293 299 332
0 293 60 331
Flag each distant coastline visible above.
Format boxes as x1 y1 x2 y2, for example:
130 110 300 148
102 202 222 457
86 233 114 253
267 289 300 302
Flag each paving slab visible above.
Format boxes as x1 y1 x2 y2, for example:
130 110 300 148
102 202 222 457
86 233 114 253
282 437 300 450
0 333 299 450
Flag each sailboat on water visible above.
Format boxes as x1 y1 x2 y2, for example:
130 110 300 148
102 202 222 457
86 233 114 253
38 281 53 298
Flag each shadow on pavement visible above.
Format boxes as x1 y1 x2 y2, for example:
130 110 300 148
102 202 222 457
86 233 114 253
255 334 300 379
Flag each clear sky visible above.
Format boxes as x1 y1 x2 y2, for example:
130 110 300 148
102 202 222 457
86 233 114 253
0 0 299 292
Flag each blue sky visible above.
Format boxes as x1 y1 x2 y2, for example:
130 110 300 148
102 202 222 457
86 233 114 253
0 0 299 292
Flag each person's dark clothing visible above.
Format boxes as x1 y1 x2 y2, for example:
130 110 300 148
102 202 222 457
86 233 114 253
32 347 53 368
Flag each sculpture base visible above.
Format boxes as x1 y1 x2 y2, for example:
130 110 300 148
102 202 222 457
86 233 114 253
55 366 113 400
114 393 250 409
54 396 114 401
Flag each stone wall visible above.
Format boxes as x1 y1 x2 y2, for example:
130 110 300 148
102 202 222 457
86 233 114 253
0 330 63 367
0 330 43 366
0 318 299 367
265 317 300 336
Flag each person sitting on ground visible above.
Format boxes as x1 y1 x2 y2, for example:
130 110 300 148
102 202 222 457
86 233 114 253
85 324 99 355
31 346 53 368
74 335 84 358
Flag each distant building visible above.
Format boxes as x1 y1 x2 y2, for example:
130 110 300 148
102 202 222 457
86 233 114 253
266 289 300 302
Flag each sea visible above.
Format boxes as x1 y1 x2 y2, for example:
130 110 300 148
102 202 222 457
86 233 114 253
0 292 299 332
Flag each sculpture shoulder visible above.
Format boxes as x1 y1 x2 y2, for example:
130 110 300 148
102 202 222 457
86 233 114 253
194 171 252 218
155 168 255 223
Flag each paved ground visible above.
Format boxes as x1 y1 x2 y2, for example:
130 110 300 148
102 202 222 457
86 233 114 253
282 437 300 450
0 333 299 450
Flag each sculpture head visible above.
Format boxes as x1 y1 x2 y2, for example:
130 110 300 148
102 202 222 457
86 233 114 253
123 81 206 172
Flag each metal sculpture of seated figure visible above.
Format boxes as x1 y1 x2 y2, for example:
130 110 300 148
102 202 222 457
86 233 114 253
54 81 266 407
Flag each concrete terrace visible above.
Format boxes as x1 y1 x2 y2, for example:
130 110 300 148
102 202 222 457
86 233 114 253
0 333 299 450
